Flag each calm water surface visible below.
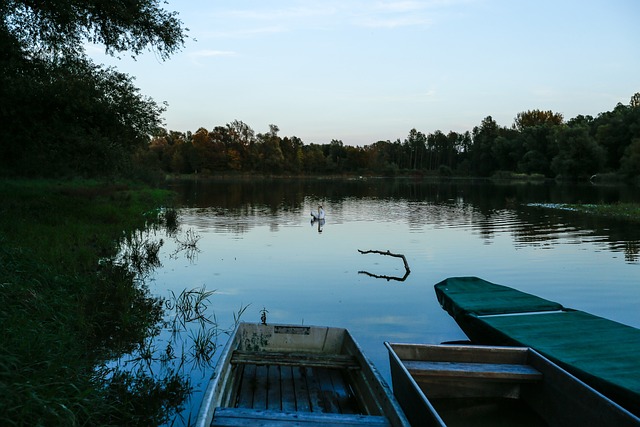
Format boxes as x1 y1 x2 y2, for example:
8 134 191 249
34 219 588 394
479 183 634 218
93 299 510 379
140 178 640 424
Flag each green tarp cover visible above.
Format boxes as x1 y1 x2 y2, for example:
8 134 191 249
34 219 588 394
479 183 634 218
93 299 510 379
434 276 563 318
478 310 640 416
434 276 640 417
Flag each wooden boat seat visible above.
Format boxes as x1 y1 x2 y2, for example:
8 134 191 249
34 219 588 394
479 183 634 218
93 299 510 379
403 360 543 382
231 350 361 369
211 407 392 426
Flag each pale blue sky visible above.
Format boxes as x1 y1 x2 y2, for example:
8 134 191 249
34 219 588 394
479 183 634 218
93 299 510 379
89 0 640 146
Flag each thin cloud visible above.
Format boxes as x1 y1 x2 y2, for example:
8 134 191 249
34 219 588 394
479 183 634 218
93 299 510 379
357 16 433 29
190 50 237 58
195 0 477 38
200 5 338 39
187 49 237 64
221 4 339 22
355 0 476 29
205 26 288 39
199 1 471 36
374 1 429 13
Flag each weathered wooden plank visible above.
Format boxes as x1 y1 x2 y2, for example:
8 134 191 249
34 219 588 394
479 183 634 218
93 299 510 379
390 343 530 365
304 366 330 413
235 364 256 408
253 365 269 409
227 364 244 409
314 367 342 414
293 366 311 412
403 360 542 382
279 365 298 412
266 365 281 411
231 351 360 369
211 407 392 426
328 368 358 414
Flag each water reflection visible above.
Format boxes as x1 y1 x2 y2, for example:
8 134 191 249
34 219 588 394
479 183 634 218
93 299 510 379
171 177 640 206
167 178 640 262
310 217 325 233
103 219 251 426
148 177 640 425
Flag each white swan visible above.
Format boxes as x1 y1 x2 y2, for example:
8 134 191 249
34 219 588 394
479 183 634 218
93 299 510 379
311 205 325 220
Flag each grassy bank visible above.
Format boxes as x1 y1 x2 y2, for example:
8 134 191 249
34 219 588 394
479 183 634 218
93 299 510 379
0 179 180 426
530 202 640 223
564 203 640 223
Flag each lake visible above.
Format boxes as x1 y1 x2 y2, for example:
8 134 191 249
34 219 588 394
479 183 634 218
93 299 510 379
127 177 640 425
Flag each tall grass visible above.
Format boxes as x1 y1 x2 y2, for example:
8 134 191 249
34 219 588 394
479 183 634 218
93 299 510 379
0 179 183 426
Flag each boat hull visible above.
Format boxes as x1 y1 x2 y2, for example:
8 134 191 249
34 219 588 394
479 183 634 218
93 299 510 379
196 322 410 427
386 343 640 427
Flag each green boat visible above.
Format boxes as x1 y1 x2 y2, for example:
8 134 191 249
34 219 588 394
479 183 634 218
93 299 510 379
434 276 640 419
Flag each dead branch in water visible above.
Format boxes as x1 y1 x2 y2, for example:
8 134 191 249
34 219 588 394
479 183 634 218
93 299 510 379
357 249 411 282
358 249 410 271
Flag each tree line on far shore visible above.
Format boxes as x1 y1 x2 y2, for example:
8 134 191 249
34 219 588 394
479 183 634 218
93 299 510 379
1 0 638 182
144 95 640 182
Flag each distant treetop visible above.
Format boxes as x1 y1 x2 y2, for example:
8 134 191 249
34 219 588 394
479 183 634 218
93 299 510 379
513 110 564 131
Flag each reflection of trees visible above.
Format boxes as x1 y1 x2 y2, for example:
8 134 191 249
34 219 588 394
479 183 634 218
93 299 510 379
623 241 640 263
106 285 246 426
87 234 190 425
117 229 163 278
86 261 164 359
102 217 253 425
171 178 640 262
460 203 640 262
97 363 189 426
509 204 640 262
89 227 187 425
88 210 246 425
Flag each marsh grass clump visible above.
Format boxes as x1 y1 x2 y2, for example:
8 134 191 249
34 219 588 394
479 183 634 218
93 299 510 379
171 228 201 262
166 286 217 330
0 247 90 425
162 287 249 367
190 327 219 365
